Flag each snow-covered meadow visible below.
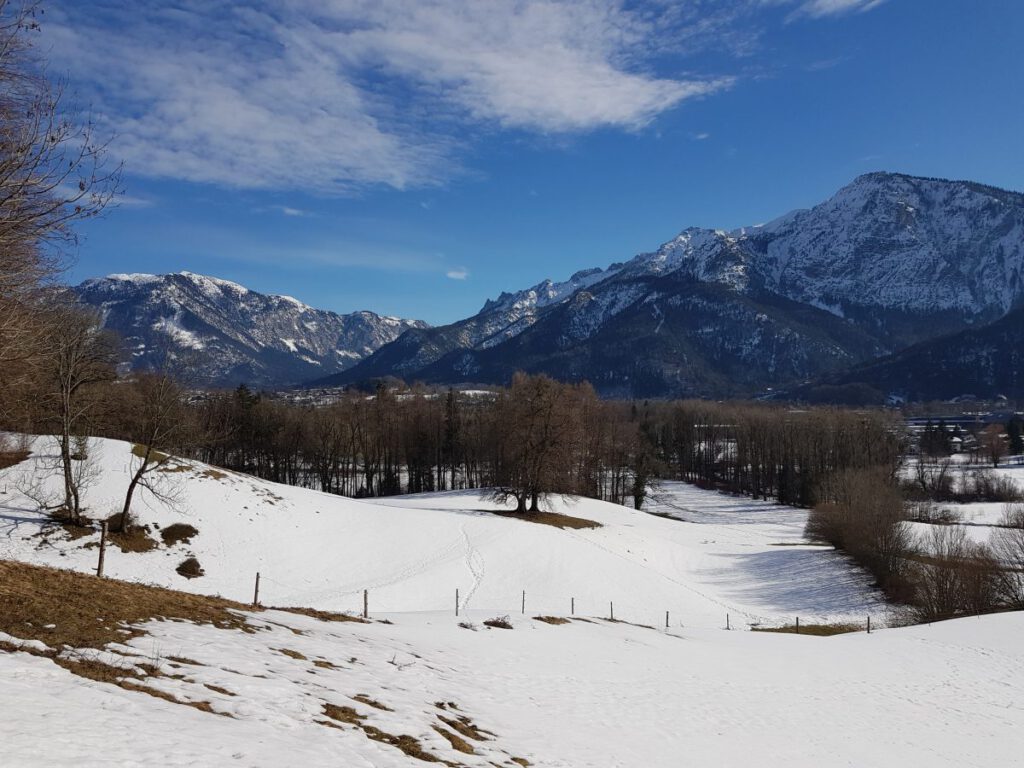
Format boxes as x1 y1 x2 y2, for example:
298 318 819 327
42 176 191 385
2 437 1023 767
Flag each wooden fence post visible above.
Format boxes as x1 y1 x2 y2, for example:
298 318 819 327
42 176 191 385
726 613 730 630
867 615 871 634
96 521 107 578
610 602 614 621
363 589 368 619
666 610 669 629
252 572 260 608
571 597 574 616
521 590 525 615
456 588 459 617
795 616 800 634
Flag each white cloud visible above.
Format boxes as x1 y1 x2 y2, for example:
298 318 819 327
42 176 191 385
791 0 886 19
692 132 712 140
277 206 311 217
43 1 733 194
446 268 469 281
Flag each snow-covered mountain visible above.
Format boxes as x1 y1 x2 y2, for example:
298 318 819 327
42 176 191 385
74 272 427 387
321 172 1024 397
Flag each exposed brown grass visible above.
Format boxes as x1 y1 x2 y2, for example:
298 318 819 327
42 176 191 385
353 694 392 710
433 725 475 754
0 560 253 651
314 659 340 670
438 714 492 742
176 556 204 579
273 606 369 624
486 509 601 530
752 622 862 636
0 450 31 470
321 704 448 764
483 616 513 630
0 560 256 715
105 516 159 553
277 647 308 661
532 615 570 625
161 523 199 547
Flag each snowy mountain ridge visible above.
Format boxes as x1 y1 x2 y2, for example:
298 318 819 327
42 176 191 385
74 271 427 387
325 172 1024 397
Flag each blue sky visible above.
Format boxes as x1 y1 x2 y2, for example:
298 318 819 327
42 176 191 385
48 0 1024 324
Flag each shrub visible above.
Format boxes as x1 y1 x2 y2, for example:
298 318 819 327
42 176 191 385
483 616 513 630
911 527 999 622
807 467 915 601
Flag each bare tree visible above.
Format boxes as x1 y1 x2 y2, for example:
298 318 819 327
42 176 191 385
0 0 119 425
45 303 117 523
115 371 195 532
991 504 1024 608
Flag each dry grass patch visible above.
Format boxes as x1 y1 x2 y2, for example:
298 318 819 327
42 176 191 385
161 523 199 547
433 725 475 754
0 560 253 652
483 616 513 630
176 556 204 579
105 516 160 553
204 683 236 696
314 659 340 670
277 648 308 661
321 704 449 764
273 606 369 624
752 622 862 636
438 714 492 742
353 694 392 710
532 616 570 625
486 509 600 530
0 450 31 470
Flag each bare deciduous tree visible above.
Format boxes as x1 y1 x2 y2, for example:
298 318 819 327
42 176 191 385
116 371 195 532
0 0 119 425
45 303 117 523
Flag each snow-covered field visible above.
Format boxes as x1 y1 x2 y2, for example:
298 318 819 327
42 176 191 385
2 437 1024 767
0 437 884 629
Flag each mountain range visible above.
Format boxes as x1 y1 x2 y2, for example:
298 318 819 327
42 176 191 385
314 172 1024 399
74 272 427 387
76 172 1024 400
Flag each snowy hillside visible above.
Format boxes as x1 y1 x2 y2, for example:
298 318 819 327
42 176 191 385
74 272 427 387
0 438 883 627
2 438 1024 766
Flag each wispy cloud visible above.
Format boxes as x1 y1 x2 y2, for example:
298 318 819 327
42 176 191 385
446 268 469 281
691 132 712 140
790 0 887 19
43 1 735 194
277 206 311 218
